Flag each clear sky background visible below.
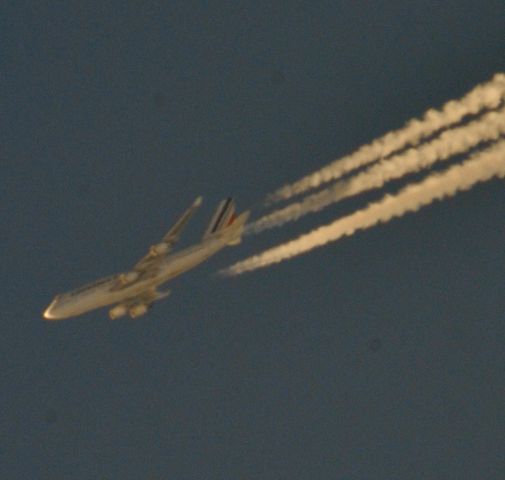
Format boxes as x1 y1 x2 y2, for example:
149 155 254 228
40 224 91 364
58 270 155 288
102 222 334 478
2 2 504 479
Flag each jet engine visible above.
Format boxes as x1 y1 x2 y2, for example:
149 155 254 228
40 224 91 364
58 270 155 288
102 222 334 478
129 303 149 319
150 242 169 256
118 271 139 285
109 304 128 320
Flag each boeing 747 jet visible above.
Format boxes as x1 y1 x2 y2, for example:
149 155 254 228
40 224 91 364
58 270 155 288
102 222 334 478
43 197 249 320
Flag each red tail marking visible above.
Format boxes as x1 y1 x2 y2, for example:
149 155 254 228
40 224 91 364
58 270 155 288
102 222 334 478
227 213 237 226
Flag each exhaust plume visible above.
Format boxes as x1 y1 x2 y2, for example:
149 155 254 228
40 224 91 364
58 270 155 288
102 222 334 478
266 73 505 204
223 140 505 276
248 106 505 234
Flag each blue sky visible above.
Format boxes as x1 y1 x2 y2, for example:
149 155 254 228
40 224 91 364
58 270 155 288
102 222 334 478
2 2 504 478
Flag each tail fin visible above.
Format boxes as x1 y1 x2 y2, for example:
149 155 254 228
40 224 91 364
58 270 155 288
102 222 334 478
203 198 236 239
225 210 250 245
202 198 249 245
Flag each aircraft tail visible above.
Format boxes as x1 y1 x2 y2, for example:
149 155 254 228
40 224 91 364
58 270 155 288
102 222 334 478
202 198 250 245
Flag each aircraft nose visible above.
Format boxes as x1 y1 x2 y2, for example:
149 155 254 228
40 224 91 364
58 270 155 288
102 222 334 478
43 296 61 320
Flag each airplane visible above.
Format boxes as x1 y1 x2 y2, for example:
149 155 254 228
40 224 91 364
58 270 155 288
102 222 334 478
43 197 249 320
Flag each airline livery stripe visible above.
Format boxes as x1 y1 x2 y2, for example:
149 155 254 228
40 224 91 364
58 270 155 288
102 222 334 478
212 198 232 233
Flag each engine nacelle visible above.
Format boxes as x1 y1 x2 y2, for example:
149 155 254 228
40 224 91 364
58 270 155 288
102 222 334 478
150 242 169 256
129 303 149 319
118 271 139 285
109 304 128 320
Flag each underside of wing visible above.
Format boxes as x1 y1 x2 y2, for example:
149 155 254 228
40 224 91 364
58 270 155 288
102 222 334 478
162 196 203 245
133 196 202 272
109 197 202 291
109 287 171 319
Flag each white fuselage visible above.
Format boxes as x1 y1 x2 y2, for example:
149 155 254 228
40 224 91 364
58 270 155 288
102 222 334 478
44 237 226 320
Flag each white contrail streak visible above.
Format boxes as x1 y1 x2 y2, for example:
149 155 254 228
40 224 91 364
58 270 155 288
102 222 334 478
223 140 505 276
266 73 505 204
248 106 505 233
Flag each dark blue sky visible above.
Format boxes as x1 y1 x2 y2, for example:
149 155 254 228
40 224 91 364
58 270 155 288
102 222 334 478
2 2 504 478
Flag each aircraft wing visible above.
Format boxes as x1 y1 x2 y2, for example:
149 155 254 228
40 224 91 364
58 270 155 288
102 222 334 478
109 287 171 319
162 196 203 245
133 196 202 272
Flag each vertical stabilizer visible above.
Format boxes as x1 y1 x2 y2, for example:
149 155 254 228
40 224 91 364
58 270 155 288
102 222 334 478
202 198 237 240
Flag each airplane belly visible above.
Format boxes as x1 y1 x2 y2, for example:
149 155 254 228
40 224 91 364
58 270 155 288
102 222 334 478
49 283 140 319
157 243 223 283
56 290 116 318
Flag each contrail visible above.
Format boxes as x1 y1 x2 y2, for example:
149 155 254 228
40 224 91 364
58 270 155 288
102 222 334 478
248 106 505 234
222 140 505 276
266 73 505 204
